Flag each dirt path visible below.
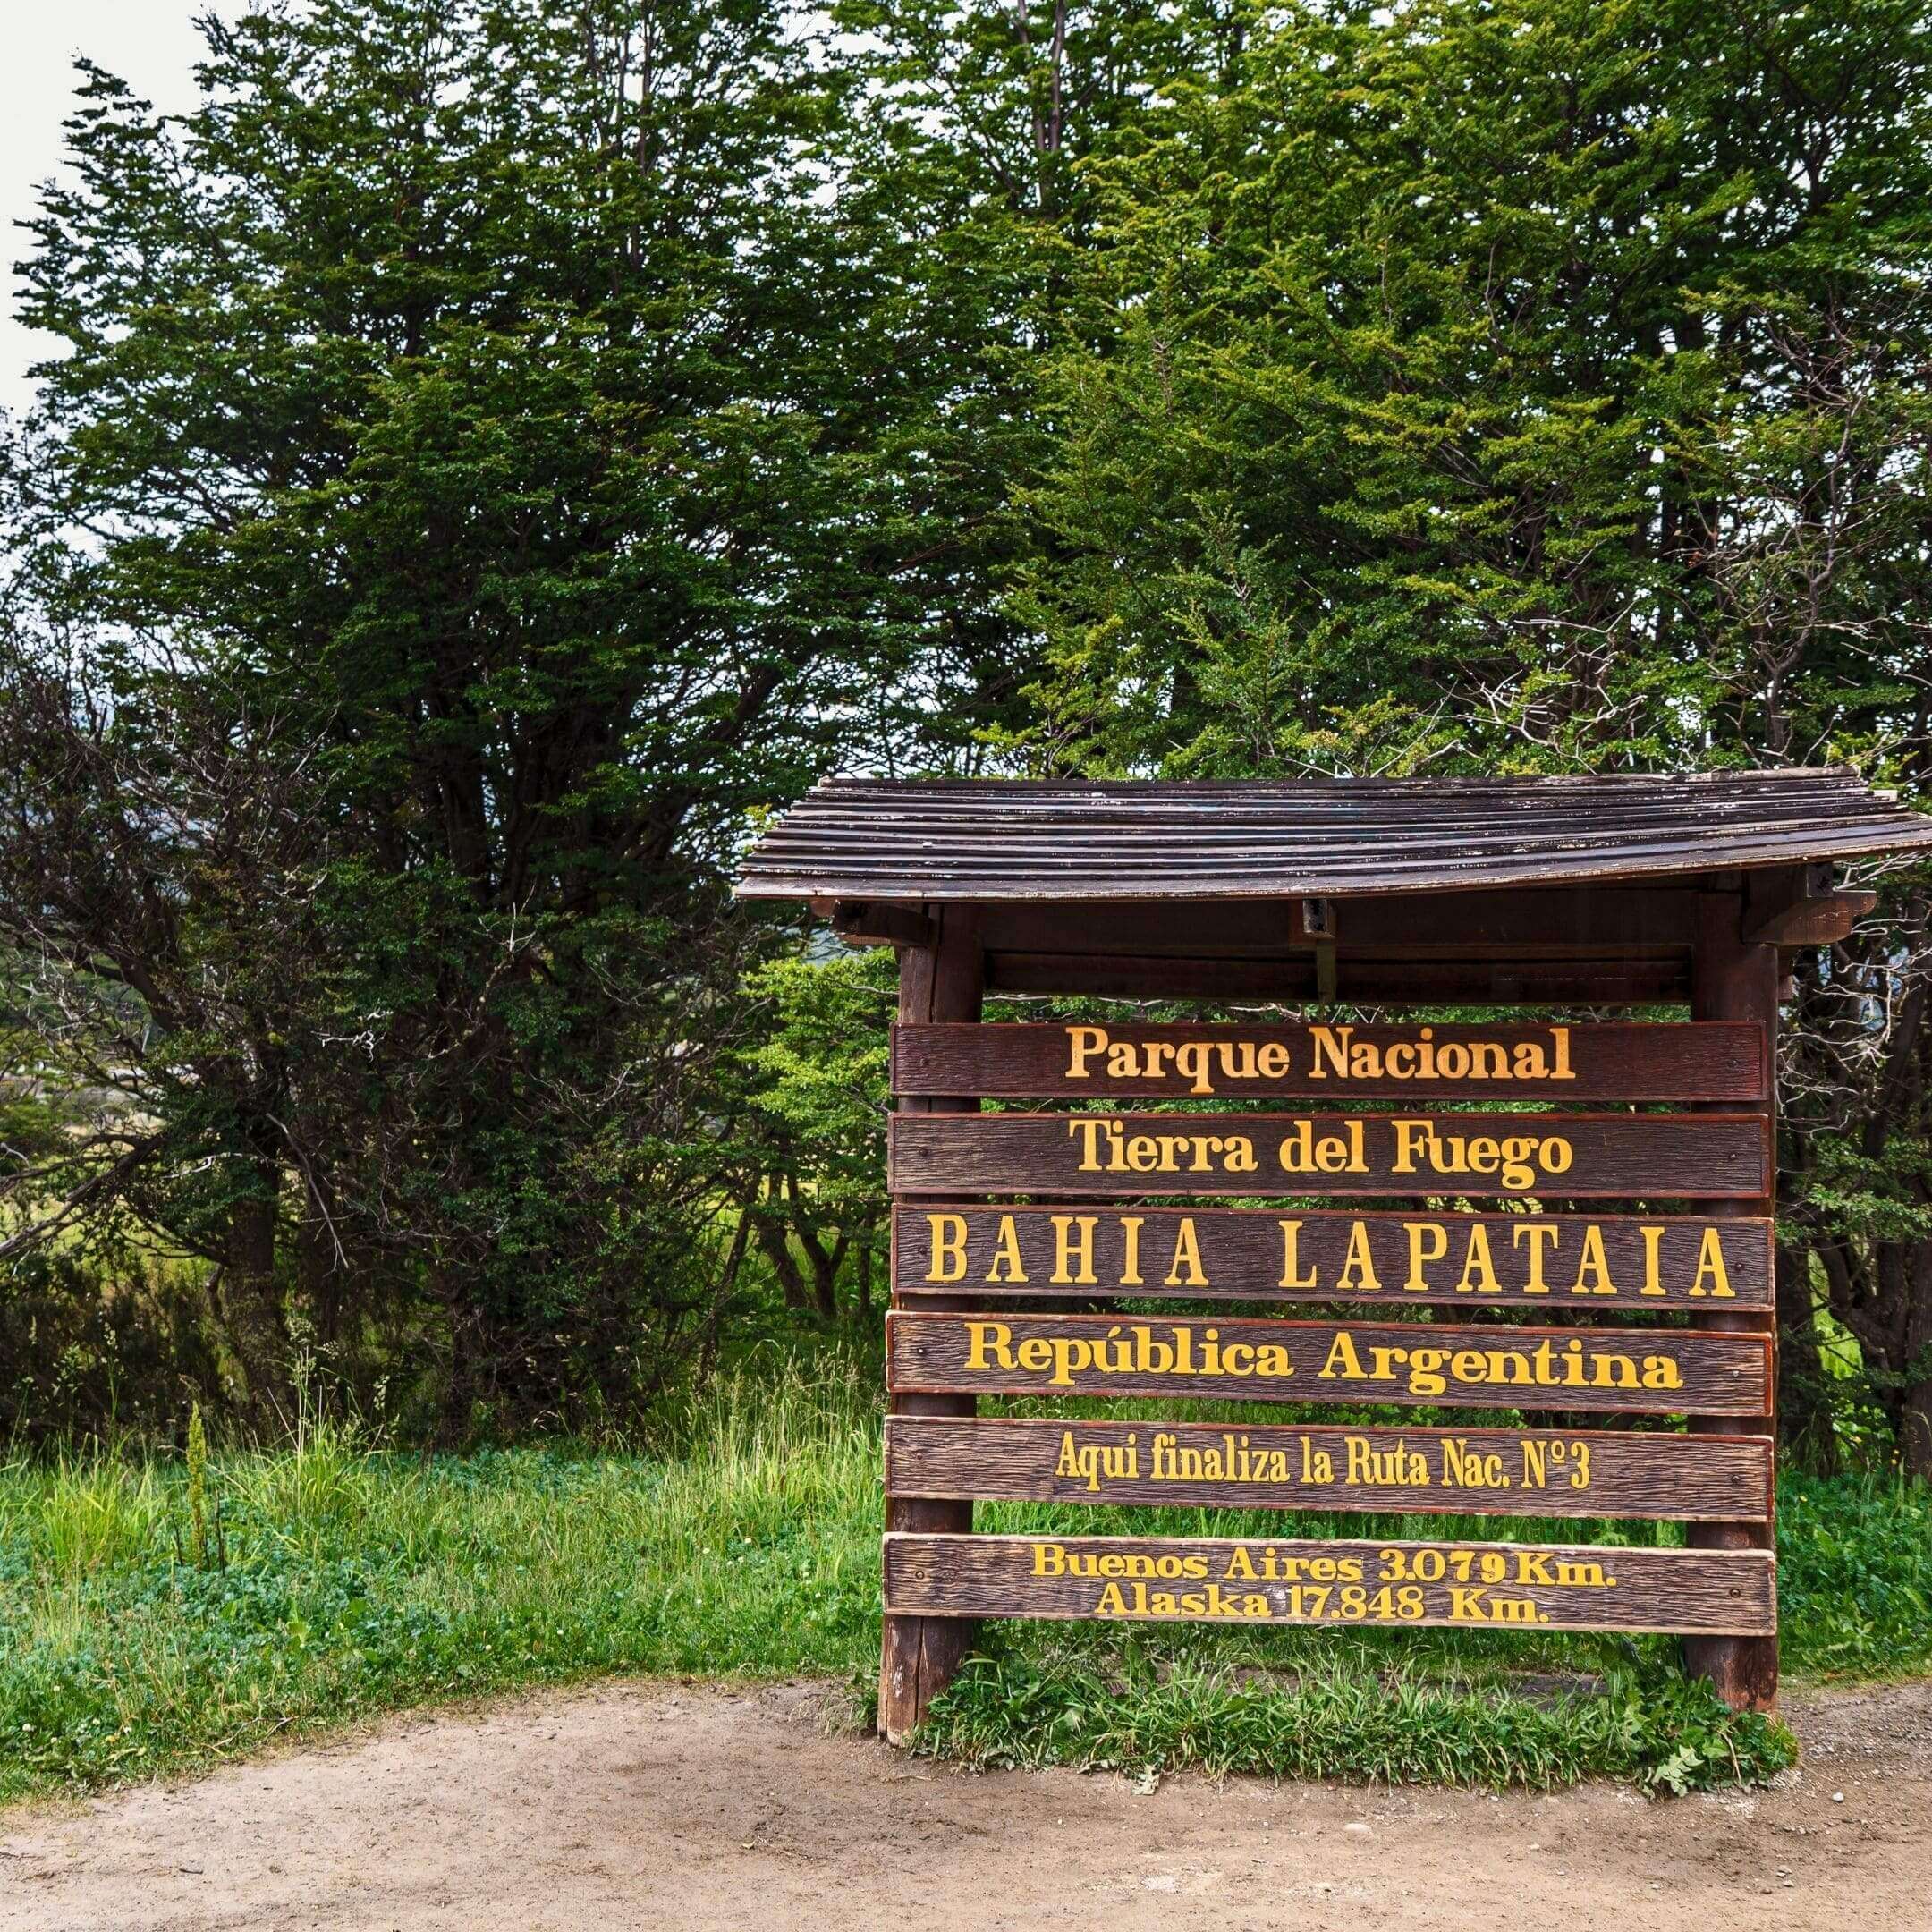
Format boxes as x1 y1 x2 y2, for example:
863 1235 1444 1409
3 1679 1928 1932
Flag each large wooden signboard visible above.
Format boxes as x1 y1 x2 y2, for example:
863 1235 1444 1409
726 772 1932 1746
731 775 1932 1740
878 1010 1781 1738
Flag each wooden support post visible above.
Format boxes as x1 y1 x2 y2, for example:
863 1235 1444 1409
880 904 982 1744
1682 891 1780 1711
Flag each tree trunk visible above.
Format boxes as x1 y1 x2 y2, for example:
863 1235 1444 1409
754 1179 811 1310
1903 1377 1932 1479
296 1208 348 1350
805 1227 848 1323
1819 1229 1932 1475
1775 1238 1837 1474
1902 1240 1932 1479
699 1198 756 1382
220 1156 289 1433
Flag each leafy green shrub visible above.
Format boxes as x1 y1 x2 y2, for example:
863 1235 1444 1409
0 1247 223 1446
1777 1473 1932 1678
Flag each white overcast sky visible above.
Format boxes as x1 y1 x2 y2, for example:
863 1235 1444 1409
2 3 214 422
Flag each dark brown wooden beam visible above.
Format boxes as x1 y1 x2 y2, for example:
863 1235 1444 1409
1741 864 1877 947
893 1021 1768 1102
970 888 1704 962
986 953 1318 999
830 899 936 949
880 906 982 1748
885 1533 1777 1636
886 1416 1775 1522
1682 891 1780 1712
984 951 1690 1005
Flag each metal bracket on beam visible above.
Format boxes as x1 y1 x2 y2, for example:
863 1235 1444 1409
1297 899 1339 1002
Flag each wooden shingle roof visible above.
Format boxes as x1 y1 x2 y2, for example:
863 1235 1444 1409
735 771 1932 903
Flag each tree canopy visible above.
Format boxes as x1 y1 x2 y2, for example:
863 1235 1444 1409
4 0 1929 1463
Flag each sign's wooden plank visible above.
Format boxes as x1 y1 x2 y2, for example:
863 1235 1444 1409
882 1534 1777 1635
888 1112 1771 1199
893 1206 1775 1309
884 1416 1775 1521
981 954 1692 1005
886 1311 1773 1416
893 1021 1767 1102
967 889 1703 960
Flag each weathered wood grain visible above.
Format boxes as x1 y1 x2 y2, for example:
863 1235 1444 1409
882 1533 1776 1635
733 772 1932 902
970 890 1703 958
886 1311 1772 1416
981 954 1694 1005
892 1021 1767 1102
877 905 983 1748
887 1112 1772 1199
1683 892 1782 1712
982 955 1699 1004
892 1206 1775 1309
884 1416 1774 1521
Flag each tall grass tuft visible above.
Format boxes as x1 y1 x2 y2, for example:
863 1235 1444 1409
225 1414 376 1546
182 1404 223 1568
21 1456 165 1576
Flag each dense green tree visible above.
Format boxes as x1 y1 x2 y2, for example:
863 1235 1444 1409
6 0 1930 1462
738 947 897 1323
1010 0 1929 775
0 0 1026 1431
1008 0 1932 1468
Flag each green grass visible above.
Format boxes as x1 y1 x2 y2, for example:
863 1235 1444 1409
915 1648 1792 1793
1 1360 1926 1803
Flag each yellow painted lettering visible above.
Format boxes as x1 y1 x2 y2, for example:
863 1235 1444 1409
1691 1227 1734 1298
1164 1217 1208 1288
1403 1221 1448 1291
925 1214 967 1284
1050 1215 1098 1285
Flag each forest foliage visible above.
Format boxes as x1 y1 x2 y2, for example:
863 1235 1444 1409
2 0 1930 1469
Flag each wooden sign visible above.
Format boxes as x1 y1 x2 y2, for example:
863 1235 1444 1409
885 1416 1774 1521
888 1111 1771 1199
886 1310 1772 1415
894 1206 1774 1308
894 1021 1767 1101
883 1533 1776 1635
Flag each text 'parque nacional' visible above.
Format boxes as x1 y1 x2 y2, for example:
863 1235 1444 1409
890 1021 1769 1101
1064 1023 1576 1091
